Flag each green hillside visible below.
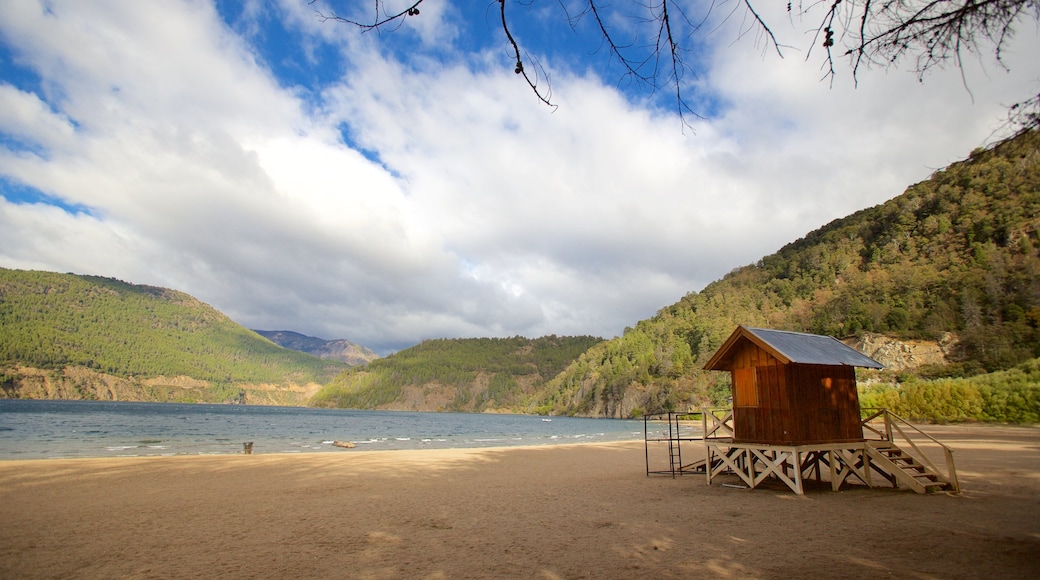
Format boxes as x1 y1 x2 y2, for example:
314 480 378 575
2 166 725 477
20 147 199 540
0 269 347 403
310 335 603 412
539 130 1040 418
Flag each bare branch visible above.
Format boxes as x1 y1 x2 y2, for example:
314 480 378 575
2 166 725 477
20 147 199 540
742 0 785 57
1003 92 1040 136
498 0 558 109
804 0 842 85
312 0 1040 132
659 0 701 130
842 0 1038 81
586 0 656 86
310 0 425 29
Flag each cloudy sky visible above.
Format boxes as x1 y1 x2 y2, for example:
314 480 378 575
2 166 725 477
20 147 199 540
1 1 1038 354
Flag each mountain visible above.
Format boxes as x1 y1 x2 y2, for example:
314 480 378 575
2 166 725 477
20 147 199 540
5 131 1038 417
537 129 1040 418
310 335 603 413
0 269 348 404
254 330 379 366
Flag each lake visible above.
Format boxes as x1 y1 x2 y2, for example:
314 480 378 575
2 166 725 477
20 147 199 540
0 399 644 459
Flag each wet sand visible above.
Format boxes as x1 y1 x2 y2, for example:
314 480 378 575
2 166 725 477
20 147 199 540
1 424 1038 579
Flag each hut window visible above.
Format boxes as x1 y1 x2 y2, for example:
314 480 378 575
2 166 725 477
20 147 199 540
733 367 759 407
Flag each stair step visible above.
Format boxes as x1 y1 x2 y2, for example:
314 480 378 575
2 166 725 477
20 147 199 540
862 418 959 494
899 463 926 470
867 442 954 494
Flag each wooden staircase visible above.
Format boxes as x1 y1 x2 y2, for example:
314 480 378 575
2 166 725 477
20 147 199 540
861 409 960 494
865 441 952 494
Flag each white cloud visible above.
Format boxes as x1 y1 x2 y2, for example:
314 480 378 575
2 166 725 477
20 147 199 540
0 84 76 151
0 197 152 275
0 0 1038 354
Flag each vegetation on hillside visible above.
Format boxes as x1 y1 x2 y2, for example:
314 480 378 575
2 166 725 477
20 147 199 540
311 335 603 412
0 269 346 400
860 357 1040 424
539 130 1040 418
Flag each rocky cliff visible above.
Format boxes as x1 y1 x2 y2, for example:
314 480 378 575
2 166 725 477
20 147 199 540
1 365 320 406
844 332 961 372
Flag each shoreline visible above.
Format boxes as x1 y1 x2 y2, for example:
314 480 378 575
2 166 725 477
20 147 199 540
0 438 644 465
2 424 1038 578
0 434 646 462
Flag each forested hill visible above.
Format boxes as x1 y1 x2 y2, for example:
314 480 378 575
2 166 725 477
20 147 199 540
310 335 603 412
0 269 347 404
540 129 1040 418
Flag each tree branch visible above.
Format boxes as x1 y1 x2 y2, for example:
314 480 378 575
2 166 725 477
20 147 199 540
310 0 425 30
498 0 557 109
313 0 1039 133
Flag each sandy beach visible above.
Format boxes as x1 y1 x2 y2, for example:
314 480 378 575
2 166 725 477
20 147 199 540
2 424 1038 579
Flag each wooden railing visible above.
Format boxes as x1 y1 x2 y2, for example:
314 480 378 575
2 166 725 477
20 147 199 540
700 408 733 440
861 408 960 493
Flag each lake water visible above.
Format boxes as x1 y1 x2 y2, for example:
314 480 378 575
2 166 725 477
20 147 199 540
0 399 644 459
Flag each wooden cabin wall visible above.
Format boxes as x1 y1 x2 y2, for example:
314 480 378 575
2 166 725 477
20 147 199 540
782 364 862 443
728 338 863 444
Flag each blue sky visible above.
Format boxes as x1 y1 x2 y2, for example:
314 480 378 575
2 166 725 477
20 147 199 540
1 1 1038 354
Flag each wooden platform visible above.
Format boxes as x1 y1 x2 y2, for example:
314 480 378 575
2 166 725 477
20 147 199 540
705 439 870 494
646 409 960 495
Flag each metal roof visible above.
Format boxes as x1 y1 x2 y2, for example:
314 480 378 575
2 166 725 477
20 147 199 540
745 327 883 368
704 326 884 370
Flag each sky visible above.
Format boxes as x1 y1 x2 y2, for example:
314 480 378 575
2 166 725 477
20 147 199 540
1 1 1038 354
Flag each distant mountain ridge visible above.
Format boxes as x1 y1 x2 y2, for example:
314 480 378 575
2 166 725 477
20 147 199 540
254 330 379 366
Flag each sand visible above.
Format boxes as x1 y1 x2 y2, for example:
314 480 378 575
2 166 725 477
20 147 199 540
1 424 1038 579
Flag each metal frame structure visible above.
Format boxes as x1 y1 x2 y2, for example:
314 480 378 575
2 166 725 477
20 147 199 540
643 411 704 477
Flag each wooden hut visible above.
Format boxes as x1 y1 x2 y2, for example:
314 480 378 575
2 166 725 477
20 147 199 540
693 326 957 494
703 325 883 445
